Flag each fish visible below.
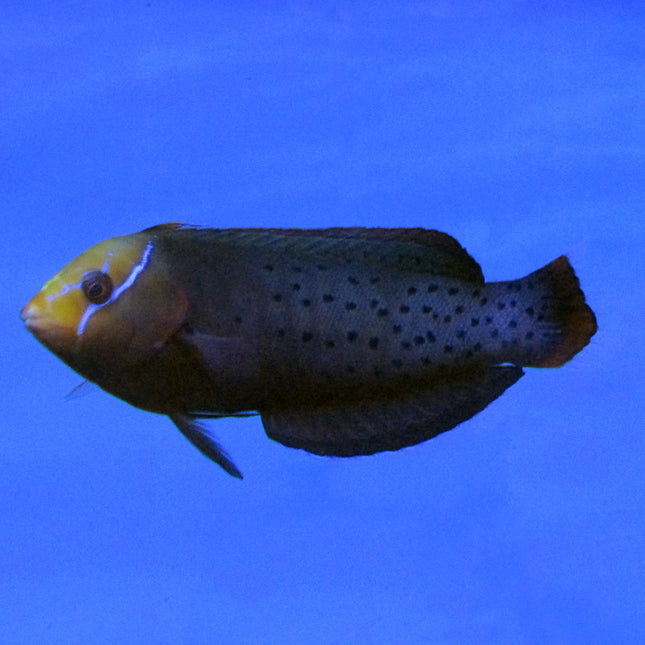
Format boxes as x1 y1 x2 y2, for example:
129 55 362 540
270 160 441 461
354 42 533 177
21 224 597 479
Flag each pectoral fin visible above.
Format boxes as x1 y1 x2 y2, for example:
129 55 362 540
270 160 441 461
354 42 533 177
261 366 524 457
169 413 243 479
176 326 258 386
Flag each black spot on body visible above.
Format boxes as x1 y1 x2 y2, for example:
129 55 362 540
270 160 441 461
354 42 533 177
497 302 506 310
456 330 466 339
525 307 535 317
345 302 357 311
401 341 411 350
368 337 380 349
317 264 328 271
485 317 493 324
426 331 436 342
370 299 379 309
427 284 438 293
509 320 518 328
444 315 452 323
276 328 286 338
347 331 358 342
273 294 282 302
480 297 488 306
370 277 380 284
393 325 402 334
491 329 499 338
455 306 464 314
408 287 418 295
444 345 454 354
325 339 336 349
472 289 481 297
264 264 274 271
399 305 410 314
348 276 359 285
302 332 313 342
302 299 311 307
448 287 459 296
377 308 389 317
292 266 302 273
471 318 480 327
525 331 534 340
422 305 432 314
292 283 301 291
322 294 334 303
414 336 425 345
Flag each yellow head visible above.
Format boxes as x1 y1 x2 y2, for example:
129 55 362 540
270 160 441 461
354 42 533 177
21 229 187 381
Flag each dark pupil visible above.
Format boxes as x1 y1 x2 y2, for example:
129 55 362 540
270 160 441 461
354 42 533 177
88 283 103 297
82 271 113 304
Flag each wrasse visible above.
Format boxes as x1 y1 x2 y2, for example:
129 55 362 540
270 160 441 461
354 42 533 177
21 225 597 478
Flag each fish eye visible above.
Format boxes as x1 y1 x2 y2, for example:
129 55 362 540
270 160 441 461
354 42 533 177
82 271 113 305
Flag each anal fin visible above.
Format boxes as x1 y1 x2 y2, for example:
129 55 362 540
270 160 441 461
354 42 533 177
261 366 524 457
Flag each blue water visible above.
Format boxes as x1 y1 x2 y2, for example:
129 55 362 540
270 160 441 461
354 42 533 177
3 4 643 643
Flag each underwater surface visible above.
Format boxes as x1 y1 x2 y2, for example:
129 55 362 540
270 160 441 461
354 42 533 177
3 3 643 643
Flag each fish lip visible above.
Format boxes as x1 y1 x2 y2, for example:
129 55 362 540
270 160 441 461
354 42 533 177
20 304 39 327
20 304 55 338
22 317 39 331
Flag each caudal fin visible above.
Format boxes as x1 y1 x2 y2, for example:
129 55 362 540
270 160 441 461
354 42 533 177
526 256 597 367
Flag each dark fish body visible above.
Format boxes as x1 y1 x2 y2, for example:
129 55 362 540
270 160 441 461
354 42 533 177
21 225 597 478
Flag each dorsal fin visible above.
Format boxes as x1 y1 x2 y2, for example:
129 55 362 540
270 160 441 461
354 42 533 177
141 223 193 232
161 227 484 283
268 228 482 280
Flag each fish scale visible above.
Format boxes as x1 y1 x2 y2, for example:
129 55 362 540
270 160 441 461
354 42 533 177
21 224 597 478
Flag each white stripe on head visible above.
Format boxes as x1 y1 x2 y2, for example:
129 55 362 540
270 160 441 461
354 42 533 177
77 241 154 336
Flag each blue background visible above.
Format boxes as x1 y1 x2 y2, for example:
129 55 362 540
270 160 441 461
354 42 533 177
3 3 643 643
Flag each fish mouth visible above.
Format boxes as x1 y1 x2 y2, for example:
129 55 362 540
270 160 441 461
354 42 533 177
21 303 72 354
20 301 64 341
20 302 41 330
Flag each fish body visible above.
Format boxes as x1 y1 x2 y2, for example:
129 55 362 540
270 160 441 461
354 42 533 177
21 225 597 478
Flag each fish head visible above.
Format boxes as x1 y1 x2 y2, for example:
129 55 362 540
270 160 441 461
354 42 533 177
21 231 188 379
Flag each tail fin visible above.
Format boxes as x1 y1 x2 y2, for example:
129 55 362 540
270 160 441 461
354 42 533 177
526 256 597 367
